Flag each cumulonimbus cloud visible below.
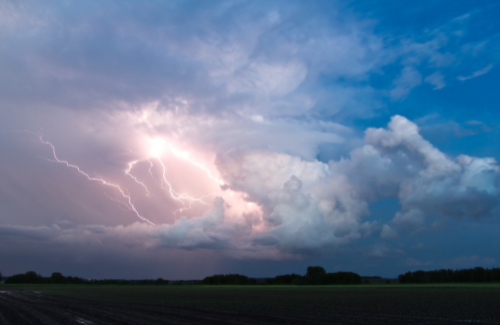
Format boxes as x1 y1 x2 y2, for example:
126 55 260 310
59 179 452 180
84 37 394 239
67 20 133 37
3 114 497 260
0 1 499 271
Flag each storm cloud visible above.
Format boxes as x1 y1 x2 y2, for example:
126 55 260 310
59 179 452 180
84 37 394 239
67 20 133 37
1 0 499 278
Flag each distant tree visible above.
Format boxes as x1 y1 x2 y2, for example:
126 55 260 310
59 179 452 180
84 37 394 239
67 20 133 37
87 278 169 285
155 278 169 285
6 271 43 284
5 274 26 284
24 271 42 284
363 279 370 284
398 267 500 284
385 280 390 284
320 272 362 285
51 272 65 284
266 274 303 285
305 267 361 285
0 271 2 280
202 274 256 285
306 266 326 280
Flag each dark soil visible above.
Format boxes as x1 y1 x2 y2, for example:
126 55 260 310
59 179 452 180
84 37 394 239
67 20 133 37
0 286 499 324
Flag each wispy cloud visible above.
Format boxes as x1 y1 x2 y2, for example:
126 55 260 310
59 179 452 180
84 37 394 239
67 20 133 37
425 71 446 90
458 64 493 81
390 66 422 100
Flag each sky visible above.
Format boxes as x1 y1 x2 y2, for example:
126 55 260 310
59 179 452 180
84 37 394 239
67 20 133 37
0 0 499 280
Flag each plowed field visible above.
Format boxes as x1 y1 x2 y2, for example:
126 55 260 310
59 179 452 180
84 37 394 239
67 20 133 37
1 285 499 324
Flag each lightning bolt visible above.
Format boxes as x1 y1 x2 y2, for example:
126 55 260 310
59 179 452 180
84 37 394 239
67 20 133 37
37 133 224 223
39 136 156 226
147 158 155 179
103 191 135 212
169 145 225 186
125 160 152 196
155 157 210 211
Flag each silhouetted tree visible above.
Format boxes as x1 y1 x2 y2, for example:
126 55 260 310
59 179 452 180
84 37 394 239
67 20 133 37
87 278 169 285
265 274 303 285
154 278 169 285
25 271 39 283
302 267 362 285
51 272 65 284
6 271 43 284
306 266 326 282
261 267 364 286
202 274 257 285
3 271 175 285
398 267 500 283
318 272 362 285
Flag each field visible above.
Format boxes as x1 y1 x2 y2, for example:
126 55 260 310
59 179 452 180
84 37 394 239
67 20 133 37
1 284 500 324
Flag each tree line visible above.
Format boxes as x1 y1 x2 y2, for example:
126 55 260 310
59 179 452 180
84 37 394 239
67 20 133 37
202 266 362 285
202 274 257 285
265 266 362 285
2 267 363 285
398 267 500 283
6 267 499 285
4 271 169 285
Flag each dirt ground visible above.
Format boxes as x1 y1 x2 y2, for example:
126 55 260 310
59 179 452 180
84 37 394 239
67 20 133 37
0 286 499 324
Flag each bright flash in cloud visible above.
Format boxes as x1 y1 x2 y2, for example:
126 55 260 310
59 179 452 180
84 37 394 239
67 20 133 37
37 133 231 226
148 137 166 158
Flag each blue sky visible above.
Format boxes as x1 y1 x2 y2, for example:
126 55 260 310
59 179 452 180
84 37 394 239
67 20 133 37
0 0 499 279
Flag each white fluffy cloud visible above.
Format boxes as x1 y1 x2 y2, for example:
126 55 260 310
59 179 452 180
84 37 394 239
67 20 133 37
204 115 499 253
360 115 500 227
